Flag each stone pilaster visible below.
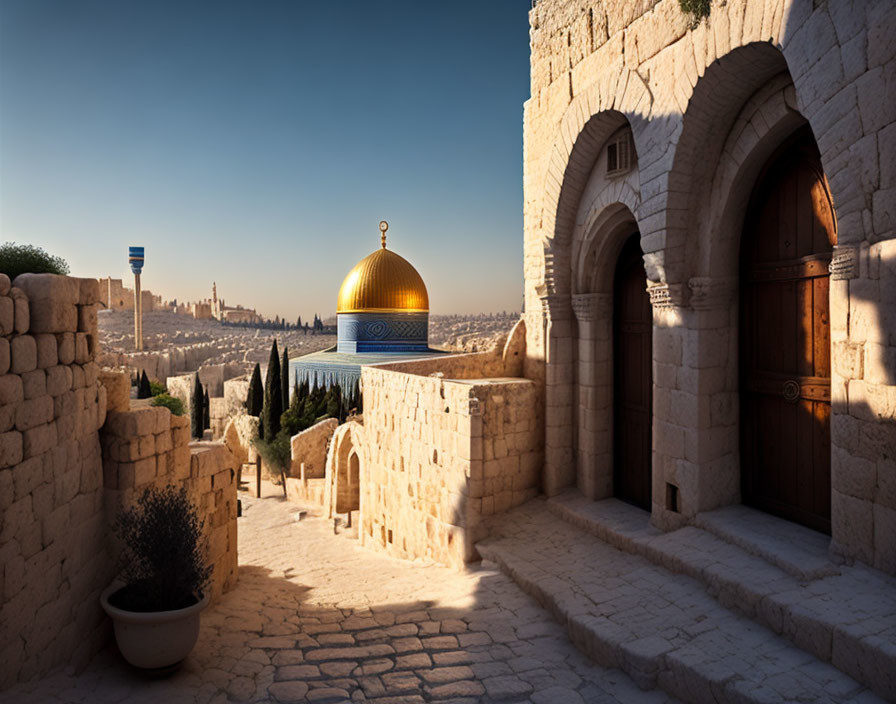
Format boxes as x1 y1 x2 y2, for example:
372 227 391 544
571 293 613 499
541 293 575 496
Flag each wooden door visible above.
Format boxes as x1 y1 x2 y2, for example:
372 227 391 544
614 233 652 510
740 127 836 534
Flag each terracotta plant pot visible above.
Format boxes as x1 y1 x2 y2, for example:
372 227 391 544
100 583 209 669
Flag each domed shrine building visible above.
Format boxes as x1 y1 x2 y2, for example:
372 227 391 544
288 222 447 391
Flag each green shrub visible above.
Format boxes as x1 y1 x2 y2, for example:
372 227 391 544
0 242 70 280
253 431 292 475
149 380 167 397
110 485 210 612
679 0 711 25
151 393 185 416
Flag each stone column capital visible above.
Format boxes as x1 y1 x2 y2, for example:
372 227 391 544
540 293 573 321
688 277 737 310
646 283 686 309
571 293 611 322
829 244 858 280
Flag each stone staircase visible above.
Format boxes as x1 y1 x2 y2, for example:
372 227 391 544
477 491 896 703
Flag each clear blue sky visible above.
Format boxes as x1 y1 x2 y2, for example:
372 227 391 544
0 0 530 320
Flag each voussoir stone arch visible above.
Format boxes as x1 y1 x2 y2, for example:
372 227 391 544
663 41 792 289
540 70 653 295
698 72 810 281
573 188 642 295
324 420 367 519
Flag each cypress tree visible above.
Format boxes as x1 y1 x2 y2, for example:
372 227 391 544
246 363 263 416
326 383 340 419
138 370 151 399
203 388 210 430
281 347 290 414
262 339 282 438
191 374 204 439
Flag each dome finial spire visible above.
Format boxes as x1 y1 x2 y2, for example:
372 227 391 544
379 220 389 249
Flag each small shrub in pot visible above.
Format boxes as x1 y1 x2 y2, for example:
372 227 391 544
102 485 211 668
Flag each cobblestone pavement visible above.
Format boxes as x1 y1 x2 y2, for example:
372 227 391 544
4 484 675 704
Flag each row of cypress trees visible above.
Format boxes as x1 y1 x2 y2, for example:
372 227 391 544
245 339 362 440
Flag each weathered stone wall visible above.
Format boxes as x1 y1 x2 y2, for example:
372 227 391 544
224 375 249 419
358 365 538 568
524 0 896 571
101 408 239 604
0 275 239 690
0 274 108 688
289 418 337 481
100 340 231 384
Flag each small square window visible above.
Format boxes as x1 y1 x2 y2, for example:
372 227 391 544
606 131 633 176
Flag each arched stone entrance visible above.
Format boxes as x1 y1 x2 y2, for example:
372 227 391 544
325 421 366 532
740 126 836 534
613 233 652 510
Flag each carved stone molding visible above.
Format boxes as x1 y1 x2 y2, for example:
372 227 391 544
646 283 685 309
571 293 611 322
829 245 858 280
688 277 737 310
540 293 573 321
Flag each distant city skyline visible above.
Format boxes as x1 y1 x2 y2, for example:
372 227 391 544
0 0 530 320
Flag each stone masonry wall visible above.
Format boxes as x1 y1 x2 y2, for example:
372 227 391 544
100 406 239 604
359 365 537 568
0 275 239 691
285 418 337 508
523 0 896 571
0 274 108 689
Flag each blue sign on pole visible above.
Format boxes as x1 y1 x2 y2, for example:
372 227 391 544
128 246 144 274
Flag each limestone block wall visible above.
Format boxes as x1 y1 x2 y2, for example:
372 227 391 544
831 240 896 572
100 340 231 383
359 366 537 568
0 274 108 689
224 375 249 418
285 418 338 508
374 319 527 381
522 0 896 572
0 274 240 690
100 407 239 603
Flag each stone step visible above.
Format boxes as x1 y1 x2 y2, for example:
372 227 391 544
693 504 839 581
477 498 888 704
544 490 896 701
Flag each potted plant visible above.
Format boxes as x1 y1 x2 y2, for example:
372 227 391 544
100 485 211 669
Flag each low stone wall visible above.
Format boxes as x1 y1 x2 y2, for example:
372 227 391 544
224 375 249 418
284 418 338 508
359 365 538 568
100 341 232 384
101 406 239 604
372 318 526 381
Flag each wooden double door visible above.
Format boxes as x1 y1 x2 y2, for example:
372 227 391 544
613 233 652 510
740 126 836 534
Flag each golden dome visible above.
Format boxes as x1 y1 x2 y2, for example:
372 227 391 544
337 240 429 314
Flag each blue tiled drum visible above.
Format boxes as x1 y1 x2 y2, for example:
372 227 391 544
337 312 429 353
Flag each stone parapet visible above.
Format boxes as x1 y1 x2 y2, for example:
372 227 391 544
359 364 538 568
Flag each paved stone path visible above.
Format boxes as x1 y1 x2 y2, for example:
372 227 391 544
4 484 675 703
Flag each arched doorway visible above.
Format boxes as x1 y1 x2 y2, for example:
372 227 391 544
613 233 652 510
740 125 836 534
